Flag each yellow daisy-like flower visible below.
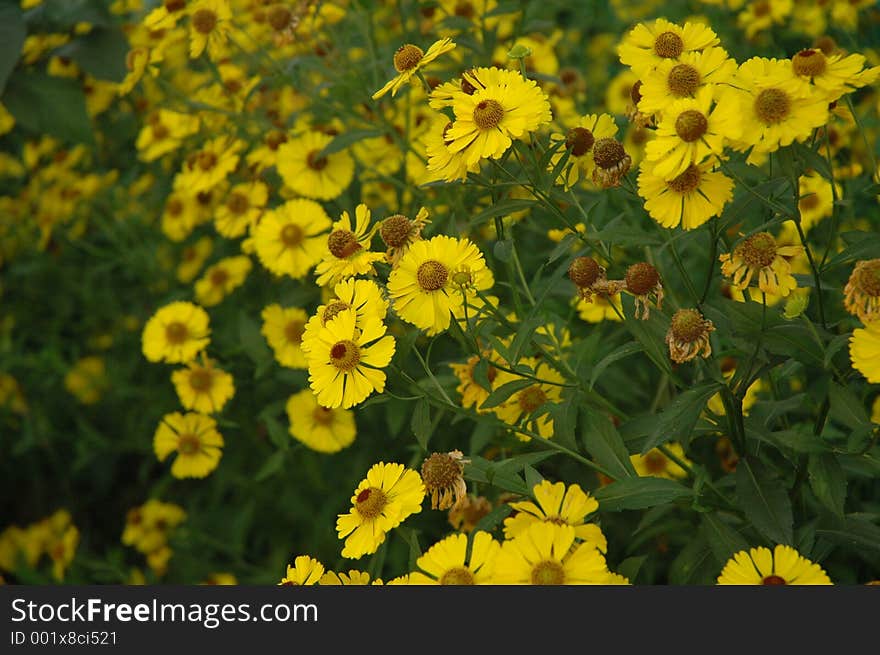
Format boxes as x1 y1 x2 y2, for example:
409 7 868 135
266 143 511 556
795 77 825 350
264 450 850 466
171 357 235 414
335 462 425 559
617 18 720 77
644 86 740 180
797 170 838 232
444 70 552 168
253 199 331 279
177 237 213 284
788 47 880 104
279 555 324 586
142 301 210 364
871 396 880 424
548 113 618 190
48 525 79 582
638 159 734 230
737 0 792 39
494 523 610 585
491 360 564 440
215 182 268 239
850 321 880 383
305 309 395 409
576 293 623 323
301 278 389 355
194 255 252 307
503 481 606 552
423 115 479 183
314 204 385 287
175 137 243 194
450 353 502 413
408 532 501 585
153 412 224 479
188 0 232 60
387 235 494 336
136 109 200 163
319 570 374 585
286 389 356 454
729 57 828 160
631 442 691 480
372 38 457 100
717 544 832 585
261 305 309 369
637 47 737 116
277 130 354 201
844 260 880 324
64 356 107 405
719 231 804 297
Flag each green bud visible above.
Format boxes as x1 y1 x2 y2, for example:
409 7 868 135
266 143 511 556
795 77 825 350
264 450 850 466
507 44 532 60
783 292 810 319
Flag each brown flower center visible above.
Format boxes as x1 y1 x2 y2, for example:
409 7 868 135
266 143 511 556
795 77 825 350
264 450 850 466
473 99 505 130
531 560 566 585
284 320 304 344
799 193 820 211
592 137 627 169
191 8 218 35
630 80 643 105
675 109 708 142
737 232 778 268
306 150 328 171
568 256 601 288
267 5 292 31
653 31 684 59
330 340 361 371
226 192 249 215
421 452 461 492
152 122 170 140
644 451 667 473
355 487 388 519
417 260 449 291
189 368 212 392
165 321 189 344
792 49 827 78
393 44 424 72
813 36 837 56
267 131 288 151
454 1 475 18
165 0 185 12
209 267 229 287
327 230 361 258
754 88 791 125
518 386 548 414
670 308 707 343
565 127 595 157
762 575 787 585
667 63 701 97
625 262 660 296
167 197 183 217
667 164 702 193
281 223 304 248
196 151 217 171
178 433 201 455
312 406 334 425
379 214 412 248
439 567 475 585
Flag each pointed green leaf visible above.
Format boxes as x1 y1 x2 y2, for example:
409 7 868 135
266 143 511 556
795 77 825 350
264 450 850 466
736 456 794 545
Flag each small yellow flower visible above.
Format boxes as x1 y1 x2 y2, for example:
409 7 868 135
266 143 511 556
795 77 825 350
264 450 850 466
719 231 803 298
188 0 232 60
194 255 252 307
372 38 457 100
261 305 309 369
279 556 324 586
850 321 880 383
314 204 385 287
64 356 107 405
141 301 211 364
717 544 832 585
631 443 691 480
153 412 224 479
171 357 235 414
286 389 356 454
408 532 501 585
253 199 331 279
277 130 354 201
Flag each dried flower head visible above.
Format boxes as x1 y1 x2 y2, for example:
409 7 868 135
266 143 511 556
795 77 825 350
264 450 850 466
844 259 880 323
625 262 664 319
592 137 632 188
665 308 715 363
421 450 469 510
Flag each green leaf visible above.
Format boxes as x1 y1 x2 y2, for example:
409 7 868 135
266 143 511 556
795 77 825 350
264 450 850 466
523 465 544 491
793 141 832 180
623 313 672 375
255 450 286 482
27 0 112 28
615 556 647 583
2 71 93 144
582 411 636 479
472 357 493 392
816 516 880 555
56 28 129 82
701 513 749 564
238 310 272 370
317 128 383 157
736 456 794 545
828 381 869 430
641 381 723 454
472 503 512 534
493 239 513 263
588 342 642 390
263 415 290 450
464 456 529 496
825 231 880 271
807 454 847 517
668 534 716 585
470 200 536 227
546 233 577 264
0 2 25 95
594 477 691 511
410 398 432 451
478 378 533 411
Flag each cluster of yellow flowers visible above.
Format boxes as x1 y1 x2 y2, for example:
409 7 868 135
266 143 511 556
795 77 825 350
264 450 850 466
0 510 79 582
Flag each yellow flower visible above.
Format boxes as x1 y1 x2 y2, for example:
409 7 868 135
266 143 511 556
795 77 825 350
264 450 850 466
188 0 232 60
122 500 186 556
576 293 623 323
305 309 395 409
788 47 880 104
719 231 803 297
194 255 252 307
644 86 740 180
142 301 211 364
871 396 880 424
737 0 792 39
153 412 224 478
319 570 375 585
161 192 200 243
64 356 107 405
494 523 610 585
202 573 237 585
314 204 385 287
387 235 493 335
503 480 605 551
492 360 564 440
372 38 457 100
136 109 200 163
408 532 501 585
171 357 235 414
638 159 734 230
253 199 331 279
176 236 213 283
717 544 832 584
844 260 880 324
549 113 618 189
48 526 79 582
617 18 720 76
729 57 828 161
261 305 309 369
286 389 356 454
215 182 268 239
301 278 389 355
423 114 479 183
850 321 880 383
631 443 691 480
277 130 354 201
336 462 425 559
637 46 737 116
443 69 552 167
450 353 502 413
279 556 324 585
797 170 839 233
0 374 28 414
175 137 244 194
